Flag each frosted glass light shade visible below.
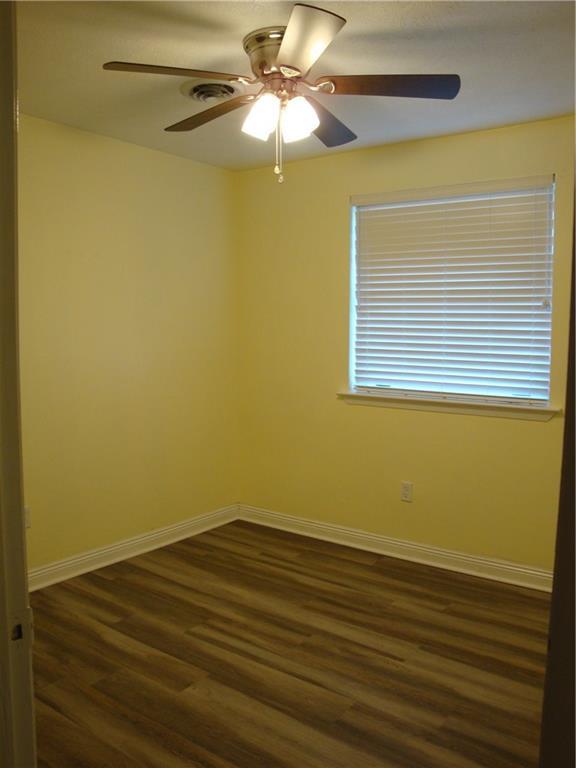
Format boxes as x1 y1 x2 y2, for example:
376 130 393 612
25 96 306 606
282 96 319 143
241 93 281 141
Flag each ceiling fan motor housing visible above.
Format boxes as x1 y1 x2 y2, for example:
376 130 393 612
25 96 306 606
243 26 286 77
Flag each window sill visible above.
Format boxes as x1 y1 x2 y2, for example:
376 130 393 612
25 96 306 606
337 390 561 421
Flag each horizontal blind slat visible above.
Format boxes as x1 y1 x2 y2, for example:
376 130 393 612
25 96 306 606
351 181 554 404
355 348 551 360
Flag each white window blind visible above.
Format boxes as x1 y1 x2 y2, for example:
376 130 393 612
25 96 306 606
350 177 555 405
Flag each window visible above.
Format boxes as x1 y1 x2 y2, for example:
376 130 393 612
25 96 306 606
350 177 555 407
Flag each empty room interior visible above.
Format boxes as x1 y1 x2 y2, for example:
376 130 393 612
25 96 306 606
7 0 575 766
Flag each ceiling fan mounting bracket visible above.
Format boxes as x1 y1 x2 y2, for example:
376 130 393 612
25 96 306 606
279 65 301 79
302 80 335 94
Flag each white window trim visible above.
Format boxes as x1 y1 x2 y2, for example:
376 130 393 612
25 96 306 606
347 175 557 414
350 174 555 207
337 389 561 421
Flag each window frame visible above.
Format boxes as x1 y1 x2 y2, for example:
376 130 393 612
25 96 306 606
343 176 560 420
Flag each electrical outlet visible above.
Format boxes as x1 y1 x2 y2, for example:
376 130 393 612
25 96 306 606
400 481 414 503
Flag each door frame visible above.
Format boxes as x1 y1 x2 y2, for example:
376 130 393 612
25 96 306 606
538 216 575 767
0 3 37 766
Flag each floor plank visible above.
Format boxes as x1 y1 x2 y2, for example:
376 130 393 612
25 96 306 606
32 521 549 767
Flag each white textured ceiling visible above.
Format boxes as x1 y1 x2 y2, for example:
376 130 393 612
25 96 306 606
17 1 575 170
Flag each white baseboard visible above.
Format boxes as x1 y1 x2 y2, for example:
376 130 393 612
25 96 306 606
27 505 237 592
28 502 553 593
238 505 553 592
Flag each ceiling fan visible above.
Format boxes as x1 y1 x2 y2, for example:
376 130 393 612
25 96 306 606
104 3 461 181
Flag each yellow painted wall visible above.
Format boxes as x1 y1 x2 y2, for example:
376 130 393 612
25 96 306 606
19 116 239 568
234 116 574 570
19 115 573 572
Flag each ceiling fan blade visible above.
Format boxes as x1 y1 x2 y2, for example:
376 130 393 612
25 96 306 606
307 96 356 147
315 74 461 99
165 95 255 132
276 4 346 78
103 61 245 82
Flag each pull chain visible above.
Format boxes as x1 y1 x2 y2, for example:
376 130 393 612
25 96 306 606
274 106 284 184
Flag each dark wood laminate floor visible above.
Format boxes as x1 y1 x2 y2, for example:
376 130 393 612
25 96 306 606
31 521 550 768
